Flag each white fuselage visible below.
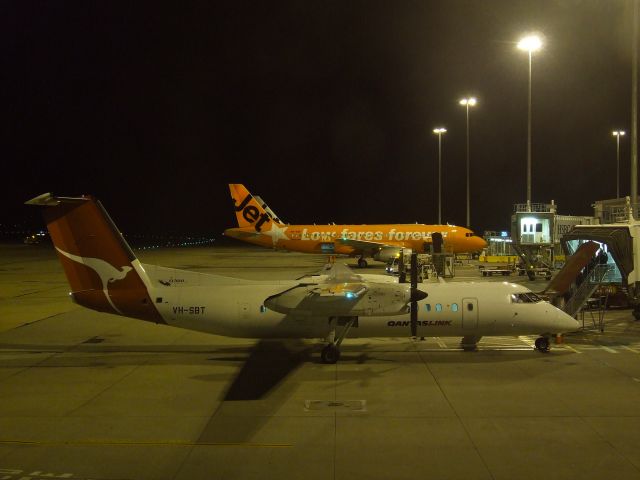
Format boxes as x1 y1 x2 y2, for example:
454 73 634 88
143 265 579 340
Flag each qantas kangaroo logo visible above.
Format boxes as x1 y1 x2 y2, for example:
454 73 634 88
234 193 274 232
55 247 132 314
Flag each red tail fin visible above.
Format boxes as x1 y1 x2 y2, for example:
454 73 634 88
26 193 164 323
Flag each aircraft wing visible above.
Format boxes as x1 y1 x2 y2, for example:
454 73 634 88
264 281 369 316
265 262 411 317
324 262 363 283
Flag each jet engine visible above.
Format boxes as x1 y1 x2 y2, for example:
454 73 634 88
373 247 411 263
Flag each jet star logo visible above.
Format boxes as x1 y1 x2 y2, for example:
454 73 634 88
264 222 289 246
56 247 132 314
234 192 275 232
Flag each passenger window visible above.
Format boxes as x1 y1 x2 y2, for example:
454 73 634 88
467 303 473 311
451 303 458 312
435 303 442 312
425 304 431 312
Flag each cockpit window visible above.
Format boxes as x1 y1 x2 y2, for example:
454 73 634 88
465 232 473 237
511 292 542 303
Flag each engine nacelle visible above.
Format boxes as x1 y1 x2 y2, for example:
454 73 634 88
264 282 414 316
373 247 412 263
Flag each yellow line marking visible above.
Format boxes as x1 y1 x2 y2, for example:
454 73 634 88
621 345 640 354
517 336 535 347
0 439 291 448
597 344 618 353
563 345 582 354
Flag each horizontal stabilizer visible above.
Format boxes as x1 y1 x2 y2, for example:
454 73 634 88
25 193 88 207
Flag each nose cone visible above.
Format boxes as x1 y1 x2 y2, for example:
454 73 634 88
555 308 580 333
474 236 488 251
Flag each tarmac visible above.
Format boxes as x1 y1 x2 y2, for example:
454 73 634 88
1 242 640 480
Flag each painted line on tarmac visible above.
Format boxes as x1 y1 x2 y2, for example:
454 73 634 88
434 337 447 348
517 336 536 347
596 344 618 353
0 439 292 448
621 345 640 354
562 345 582 354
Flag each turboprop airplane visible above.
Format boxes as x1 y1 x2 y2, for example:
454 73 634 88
224 184 487 267
27 192 578 363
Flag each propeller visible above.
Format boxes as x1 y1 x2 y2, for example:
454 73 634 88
409 252 427 337
397 249 406 284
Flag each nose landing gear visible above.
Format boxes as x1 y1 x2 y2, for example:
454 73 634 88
534 336 550 353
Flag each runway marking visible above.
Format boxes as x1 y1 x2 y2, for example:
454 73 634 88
621 345 640 354
0 439 292 448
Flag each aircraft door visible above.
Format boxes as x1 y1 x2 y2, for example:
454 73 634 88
462 298 478 329
237 302 250 320
432 232 443 253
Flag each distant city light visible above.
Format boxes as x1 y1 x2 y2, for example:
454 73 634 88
612 130 626 136
433 127 447 134
517 35 543 53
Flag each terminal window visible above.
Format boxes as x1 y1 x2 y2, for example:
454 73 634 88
519 216 551 244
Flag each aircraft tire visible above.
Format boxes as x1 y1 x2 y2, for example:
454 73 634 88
535 337 550 353
321 344 340 364
357 259 368 268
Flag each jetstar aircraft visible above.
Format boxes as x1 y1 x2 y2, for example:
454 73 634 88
224 184 487 267
27 193 578 363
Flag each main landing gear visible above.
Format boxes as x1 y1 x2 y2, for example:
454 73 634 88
534 336 550 353
357 257 368 268
321 317 357 364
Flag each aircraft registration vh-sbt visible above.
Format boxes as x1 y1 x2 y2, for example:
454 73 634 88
224 184 487 267
26 192 578 363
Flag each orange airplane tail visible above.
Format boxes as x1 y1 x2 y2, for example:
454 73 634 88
229 184 283 231
25 193 164 324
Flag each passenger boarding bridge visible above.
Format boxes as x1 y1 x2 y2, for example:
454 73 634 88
511 201 597 279
562 196 640 319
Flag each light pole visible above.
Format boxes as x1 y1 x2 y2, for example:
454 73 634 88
517 34 542 210
433 127 447 224
613 130 626 198
459 97 476 228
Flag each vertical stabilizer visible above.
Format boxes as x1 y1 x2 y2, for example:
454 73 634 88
26 193 164 323
229 184 282 231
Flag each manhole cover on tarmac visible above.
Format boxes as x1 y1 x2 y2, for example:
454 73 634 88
304 400 366 412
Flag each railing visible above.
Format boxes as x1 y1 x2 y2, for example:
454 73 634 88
600 204 639 224
513 203 556 213
564 264 611 317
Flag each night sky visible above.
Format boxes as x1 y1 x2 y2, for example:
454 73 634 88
2 1 634 237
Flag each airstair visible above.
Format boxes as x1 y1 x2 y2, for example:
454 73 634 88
563 264 611 331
